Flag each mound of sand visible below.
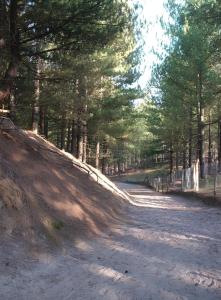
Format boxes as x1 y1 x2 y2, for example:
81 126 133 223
0 128 128 246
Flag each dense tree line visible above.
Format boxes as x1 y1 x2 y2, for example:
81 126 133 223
148 0 221 177
0 0 145 173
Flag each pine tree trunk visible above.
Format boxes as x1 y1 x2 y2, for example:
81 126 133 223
77 121 83 161
0 1 7 50
95 139 100 169
66 121 71 152
218 118 221 172
114 162 118 174
32 59 40 133
188 109 192 168
71 120 77 156
117 160 121 174
183 145 187 181
56 129 60 148
101 140 108 174
196 71 205 178
44 113 48 139
208 112 212 174
60 115 66 150
39 106 45 135
175 149 179 170
0 0 19 102
169 142 173 181
82 121 87 163
9 93 16 122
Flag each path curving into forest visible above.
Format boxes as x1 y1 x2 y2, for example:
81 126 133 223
1 183 221 300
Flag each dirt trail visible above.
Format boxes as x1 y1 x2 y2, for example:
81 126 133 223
1 183 221 300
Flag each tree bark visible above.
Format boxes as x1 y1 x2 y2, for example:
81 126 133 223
101 140 108 174
0 0 20 102
175 149 179 170
66 120 71 152
77 121 83 161
196 71 205 178
60 114 66 150
32 59 41 133
9 93 16 122
95 139 100 169
44 112 48 139
39 106 45 135
218 118 221 172
71 120 77 156
82 121 87 163
188 108 192 168
169 142 173 181
208 112 212 174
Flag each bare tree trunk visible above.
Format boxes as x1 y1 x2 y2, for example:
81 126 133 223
218 118 221 172
9 93 16 122
101 140 108 174
82 121 87 163
77 121 83 161
32 59 41 133
117 160 121 174
44 112 48 139
208 112 212 174
60 114 66 150
56 129 60 148
182 143 187 181
0 0 19 102
66 121 71 152
0 1 7 50
196 71 205 178
71 120 77 156
175 148 179 170
169 142 173 181
39 106 45 135
188 109 192 168
95 139 100 169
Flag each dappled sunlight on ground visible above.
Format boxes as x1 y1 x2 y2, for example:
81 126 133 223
1 182 221 299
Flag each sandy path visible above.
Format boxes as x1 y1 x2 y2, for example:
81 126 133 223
1 183 221 300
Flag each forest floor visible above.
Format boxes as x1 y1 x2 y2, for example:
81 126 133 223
1 182 221 300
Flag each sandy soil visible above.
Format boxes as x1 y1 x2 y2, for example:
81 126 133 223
1 183 221 300
0 129 127 243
